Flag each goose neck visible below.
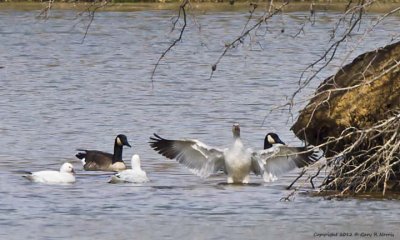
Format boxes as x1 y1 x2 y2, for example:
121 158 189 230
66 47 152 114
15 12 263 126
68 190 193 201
113 142 124 163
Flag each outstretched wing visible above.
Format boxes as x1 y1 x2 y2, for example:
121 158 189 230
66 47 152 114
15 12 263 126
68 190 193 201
251 145 318 182
149 134 226 178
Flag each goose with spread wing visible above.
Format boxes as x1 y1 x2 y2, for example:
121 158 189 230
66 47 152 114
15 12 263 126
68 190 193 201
149 123 318 184
256 132 319 182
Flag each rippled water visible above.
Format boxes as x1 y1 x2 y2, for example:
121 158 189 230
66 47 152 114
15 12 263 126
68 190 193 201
0 8 399 240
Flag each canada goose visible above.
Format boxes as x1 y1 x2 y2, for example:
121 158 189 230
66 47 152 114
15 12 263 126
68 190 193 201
149 123 317 184
76 134 131 171
258 132 318 182
264 132 286 149
23 162 76 184
108 154 149 183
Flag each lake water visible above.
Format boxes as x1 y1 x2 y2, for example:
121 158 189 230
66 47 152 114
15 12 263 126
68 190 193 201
0 7 399 240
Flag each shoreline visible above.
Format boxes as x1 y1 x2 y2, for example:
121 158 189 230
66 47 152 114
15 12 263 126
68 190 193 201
0 1 399 13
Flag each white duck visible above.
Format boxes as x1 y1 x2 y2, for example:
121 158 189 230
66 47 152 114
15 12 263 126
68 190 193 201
149 123 317 184
108 155 149 183
23 162 76 184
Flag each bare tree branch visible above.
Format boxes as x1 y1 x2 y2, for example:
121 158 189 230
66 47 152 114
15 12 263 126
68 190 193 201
80 0 111 44
286 168 307 190
151 0 190 84
37 0 54 20
209 2 289 80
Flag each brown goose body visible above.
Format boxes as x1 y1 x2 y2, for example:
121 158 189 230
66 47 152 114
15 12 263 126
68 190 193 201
76 134 131 172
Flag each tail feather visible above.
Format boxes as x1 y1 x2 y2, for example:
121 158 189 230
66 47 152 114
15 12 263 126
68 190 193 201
13 170 33 175
108 175 123 184
22 174 34 181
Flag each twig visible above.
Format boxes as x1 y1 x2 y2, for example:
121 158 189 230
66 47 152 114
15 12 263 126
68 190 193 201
310 164 325 189
209 2 289 80
80 0 110 44
151 0 190 84
286 168 307 190
37 0 54 20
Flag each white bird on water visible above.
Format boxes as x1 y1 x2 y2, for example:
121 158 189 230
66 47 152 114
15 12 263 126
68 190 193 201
23 162 76 184
108 154 149 183
149 123 317 184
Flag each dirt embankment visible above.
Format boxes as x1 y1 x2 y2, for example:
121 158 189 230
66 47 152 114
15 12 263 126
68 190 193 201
292 41 400 157
291 41 400 194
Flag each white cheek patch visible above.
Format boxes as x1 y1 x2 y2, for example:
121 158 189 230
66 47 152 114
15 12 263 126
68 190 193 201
267 135 275 144
116 137 122 146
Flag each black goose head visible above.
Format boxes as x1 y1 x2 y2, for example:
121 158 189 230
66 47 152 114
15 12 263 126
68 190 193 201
113 134 131 163
264 132 286 149
115 134 131 148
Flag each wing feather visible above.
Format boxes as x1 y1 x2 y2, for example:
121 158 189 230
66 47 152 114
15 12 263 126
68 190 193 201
252 145 318 182
149 134 225 178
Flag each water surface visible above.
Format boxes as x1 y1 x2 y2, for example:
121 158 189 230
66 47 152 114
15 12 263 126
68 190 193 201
0 9 399 240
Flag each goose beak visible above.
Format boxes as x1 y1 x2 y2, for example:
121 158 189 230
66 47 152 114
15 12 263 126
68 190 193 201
123 138 131 147
71 168 76 174
277 139 286 145
124 140 131 148
117 134 132 147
